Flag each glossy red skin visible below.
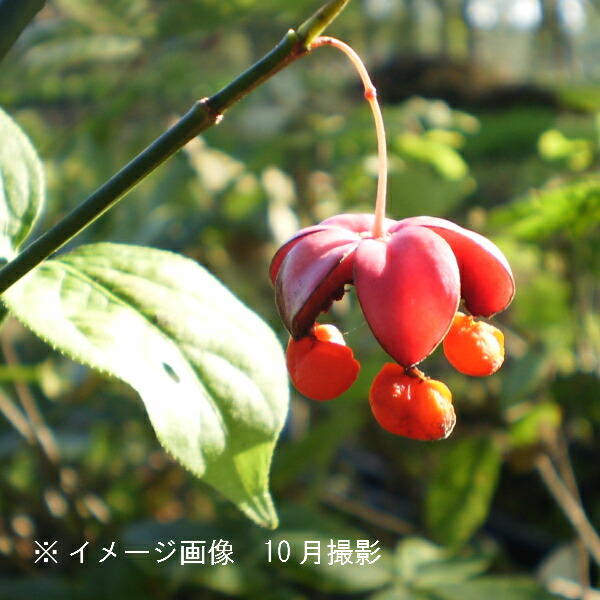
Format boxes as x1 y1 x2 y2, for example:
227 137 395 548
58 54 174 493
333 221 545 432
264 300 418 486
355 226 460 367
274 228 358 339
270 213 515 367
393 217 515 316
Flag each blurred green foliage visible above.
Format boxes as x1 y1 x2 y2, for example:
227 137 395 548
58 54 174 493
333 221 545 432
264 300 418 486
0 0 600 598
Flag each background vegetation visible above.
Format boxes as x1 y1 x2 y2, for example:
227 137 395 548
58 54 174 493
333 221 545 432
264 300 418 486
0 0 599 598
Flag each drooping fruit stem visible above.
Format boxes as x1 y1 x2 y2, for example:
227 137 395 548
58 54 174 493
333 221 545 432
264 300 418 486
310 37 388 239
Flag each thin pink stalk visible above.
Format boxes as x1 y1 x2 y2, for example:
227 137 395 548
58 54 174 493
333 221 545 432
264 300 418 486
311 36 388 238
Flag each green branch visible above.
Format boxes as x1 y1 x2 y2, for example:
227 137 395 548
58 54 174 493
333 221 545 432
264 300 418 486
0 0 351 296
297 0 351 47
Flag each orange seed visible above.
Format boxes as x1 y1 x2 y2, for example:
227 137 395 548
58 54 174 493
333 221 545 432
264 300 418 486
286 323 360 401
443 312 505 376
369 363 456 441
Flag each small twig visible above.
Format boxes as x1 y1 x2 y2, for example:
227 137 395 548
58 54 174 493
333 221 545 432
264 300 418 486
321 489 414 536
0 340 91 536
536 453 600 566
547 577 600 600
0 386 34 442
554 432 584 505
552 432 591 589
1 337 60 463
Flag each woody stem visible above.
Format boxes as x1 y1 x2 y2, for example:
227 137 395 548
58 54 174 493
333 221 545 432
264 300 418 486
310 36 388 238
0 0 353 296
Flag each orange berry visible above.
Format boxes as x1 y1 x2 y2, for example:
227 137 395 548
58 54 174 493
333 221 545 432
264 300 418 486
286 323 360 401
443 312 504 376
369 363 456 441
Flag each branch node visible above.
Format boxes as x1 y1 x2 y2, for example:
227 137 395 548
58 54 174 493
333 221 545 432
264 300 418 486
198 97 224 125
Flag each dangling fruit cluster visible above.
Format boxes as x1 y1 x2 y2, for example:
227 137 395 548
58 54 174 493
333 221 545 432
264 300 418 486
271 215 514 441
269 35 514 441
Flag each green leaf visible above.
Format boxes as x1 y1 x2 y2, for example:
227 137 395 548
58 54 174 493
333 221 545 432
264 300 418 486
425 437 502 548
395 132 469 181
490 177 600 243
0 0 45 65
430 576 558 600
415 555 492 587
500 349 551 408
370 588 430 600
508 401 562 448
394 537 491 587
538 129 594 171
51 0 153 36
394 537 446 584
0 106 45 260
23 35 143 70
2 243 288 528
272 403 363 489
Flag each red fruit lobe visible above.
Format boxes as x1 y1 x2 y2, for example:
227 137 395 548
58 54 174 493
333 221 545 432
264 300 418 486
355 226 460 367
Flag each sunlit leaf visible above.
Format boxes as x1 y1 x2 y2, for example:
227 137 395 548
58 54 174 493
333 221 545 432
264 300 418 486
395 132 469 181
490 177 600 242
508 401 562 448
23 35 143 70
0 107 44 261
52 0 154 36
538 129 594 171
2 243 289 528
